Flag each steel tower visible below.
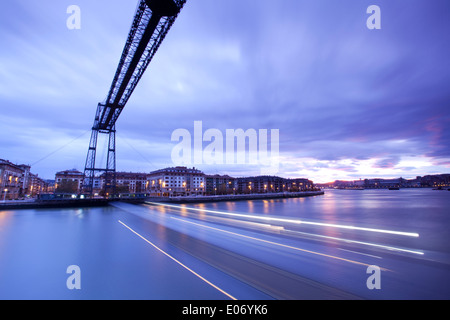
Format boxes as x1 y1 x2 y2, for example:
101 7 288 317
83 0 186 197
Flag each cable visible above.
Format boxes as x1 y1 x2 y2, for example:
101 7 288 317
118 135 158 171
31 129 91 167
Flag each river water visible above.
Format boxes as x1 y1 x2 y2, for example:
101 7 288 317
190 188 450 255
0 188 449 299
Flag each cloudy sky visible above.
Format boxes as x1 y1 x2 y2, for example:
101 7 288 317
0 0 449 182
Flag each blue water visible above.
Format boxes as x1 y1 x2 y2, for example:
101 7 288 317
0 189 449 299
187 189 450 253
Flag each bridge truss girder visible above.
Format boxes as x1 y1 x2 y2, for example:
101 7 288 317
82 0 186 196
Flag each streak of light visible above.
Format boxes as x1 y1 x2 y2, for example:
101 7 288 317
337 248 382 259
157 206 423 256
283 230 424 256
118 220 237 300
147 202 419 238
170 217 390 271
180 211 285 233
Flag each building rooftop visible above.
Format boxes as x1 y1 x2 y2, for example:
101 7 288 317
55 169 83 176
149 166 204 175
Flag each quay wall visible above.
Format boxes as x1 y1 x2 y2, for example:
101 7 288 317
0 191 324 210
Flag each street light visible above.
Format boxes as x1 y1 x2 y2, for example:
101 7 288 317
3 188 8 202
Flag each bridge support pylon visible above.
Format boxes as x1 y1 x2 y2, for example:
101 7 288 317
82 104 117 198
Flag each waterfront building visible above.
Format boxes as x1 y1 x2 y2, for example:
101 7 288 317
285 178 315 191
28 173 48 197
416 174 450 188
114 172 148 194
1 159 26 200
364 178 406 189
236 176 314 194
147 166 205 197
0 159 34 200
92 177 102 194
55 169 84 194
322 175 450 189
205 174 237 195
44 179 56 193
237 176 283 194
19 164 31 194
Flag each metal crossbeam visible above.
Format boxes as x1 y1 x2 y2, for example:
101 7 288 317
82 0 186 196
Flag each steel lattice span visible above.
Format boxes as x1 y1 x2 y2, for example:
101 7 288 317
83 0 187 196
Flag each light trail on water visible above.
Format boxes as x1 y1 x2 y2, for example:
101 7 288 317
146 202 420 238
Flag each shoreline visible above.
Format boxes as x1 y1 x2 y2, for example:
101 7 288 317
154 191 324 204
0 191 324 210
